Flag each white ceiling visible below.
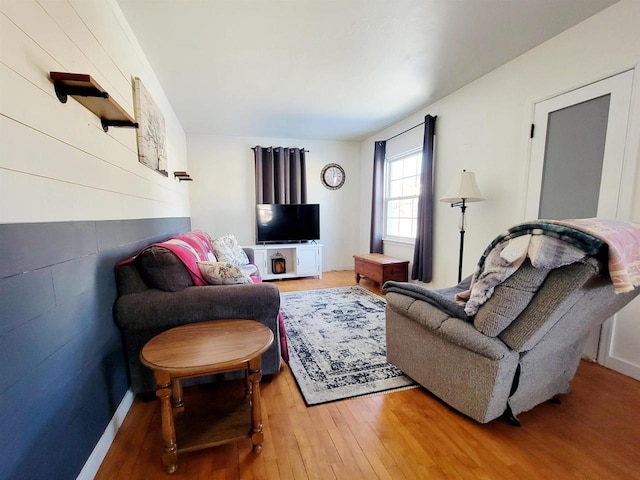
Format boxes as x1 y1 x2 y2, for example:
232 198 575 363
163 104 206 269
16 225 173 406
117 0 618 141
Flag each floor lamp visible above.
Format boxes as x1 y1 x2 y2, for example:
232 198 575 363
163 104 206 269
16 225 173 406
441 170 485 283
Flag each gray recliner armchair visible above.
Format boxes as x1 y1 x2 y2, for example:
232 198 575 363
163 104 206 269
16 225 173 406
384 219 640 425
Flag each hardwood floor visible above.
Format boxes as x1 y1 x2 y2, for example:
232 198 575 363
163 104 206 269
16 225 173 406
96 271 640 479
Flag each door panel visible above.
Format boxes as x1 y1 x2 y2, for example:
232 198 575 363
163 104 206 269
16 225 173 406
538 94 610 219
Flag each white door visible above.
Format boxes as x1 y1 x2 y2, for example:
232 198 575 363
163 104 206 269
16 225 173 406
525 70 640 379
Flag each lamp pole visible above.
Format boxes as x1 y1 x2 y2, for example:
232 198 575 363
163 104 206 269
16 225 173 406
450 199 468 283
456 199 467 283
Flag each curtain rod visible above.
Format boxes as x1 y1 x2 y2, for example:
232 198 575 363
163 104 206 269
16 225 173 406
384 121 425 143
251 147 309 152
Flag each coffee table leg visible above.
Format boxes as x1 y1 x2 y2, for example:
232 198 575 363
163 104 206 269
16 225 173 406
171 379 184 414
155 371 178 473
248 356 264 453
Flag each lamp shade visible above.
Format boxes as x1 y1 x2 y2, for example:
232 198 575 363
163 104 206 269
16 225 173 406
440 170 485 203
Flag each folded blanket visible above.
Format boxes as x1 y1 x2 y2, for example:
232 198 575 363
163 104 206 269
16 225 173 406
456 221 602 316
547 218 640 294
458 234 587 315
457 218 640 316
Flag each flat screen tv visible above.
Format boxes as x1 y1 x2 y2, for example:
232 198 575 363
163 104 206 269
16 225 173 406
256 203 320 244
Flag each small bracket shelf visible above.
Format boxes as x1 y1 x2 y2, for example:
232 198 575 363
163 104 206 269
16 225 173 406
49 72 139 132
174 171 193 182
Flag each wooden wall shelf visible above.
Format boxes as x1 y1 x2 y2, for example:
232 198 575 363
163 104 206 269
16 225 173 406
49 72 139 132
174 171 193 182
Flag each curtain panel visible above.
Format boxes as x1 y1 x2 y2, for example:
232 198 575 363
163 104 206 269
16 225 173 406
370 141 386 253
411 115 437 282
254 146 307 204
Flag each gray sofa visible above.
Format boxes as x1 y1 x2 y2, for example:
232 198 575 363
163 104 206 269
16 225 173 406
113 236 282 394
384 221 640 424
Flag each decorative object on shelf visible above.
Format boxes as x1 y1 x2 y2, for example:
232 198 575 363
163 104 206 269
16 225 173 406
271 253 286 274
440 170 485 283
173 171 192 182
49 72 138 132
133 77 168 177
320 163 345 190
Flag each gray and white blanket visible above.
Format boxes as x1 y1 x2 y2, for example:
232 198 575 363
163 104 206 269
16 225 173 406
456 221 606 315
383 221 608 319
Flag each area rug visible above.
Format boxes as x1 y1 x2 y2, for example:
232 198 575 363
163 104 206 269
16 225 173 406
280 286 416 406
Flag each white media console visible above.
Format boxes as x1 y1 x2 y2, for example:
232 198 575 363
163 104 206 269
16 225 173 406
246 243 322 280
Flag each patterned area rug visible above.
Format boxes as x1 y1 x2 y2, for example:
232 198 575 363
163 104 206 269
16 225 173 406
281 286 415 406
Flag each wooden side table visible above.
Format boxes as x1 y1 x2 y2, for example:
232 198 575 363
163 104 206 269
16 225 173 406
140 319 274 474
354 253 409 286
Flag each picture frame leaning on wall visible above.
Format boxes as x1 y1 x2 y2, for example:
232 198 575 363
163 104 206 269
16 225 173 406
133 77 168 177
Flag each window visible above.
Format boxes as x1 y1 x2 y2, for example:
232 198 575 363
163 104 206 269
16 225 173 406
384 149 422 240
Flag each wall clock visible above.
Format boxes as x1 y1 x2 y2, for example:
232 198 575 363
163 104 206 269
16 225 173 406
320 163 346 190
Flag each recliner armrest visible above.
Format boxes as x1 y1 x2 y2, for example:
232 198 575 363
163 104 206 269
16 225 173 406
386 292 511 360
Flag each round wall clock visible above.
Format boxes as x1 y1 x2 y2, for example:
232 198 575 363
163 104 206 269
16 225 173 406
320 163 346 190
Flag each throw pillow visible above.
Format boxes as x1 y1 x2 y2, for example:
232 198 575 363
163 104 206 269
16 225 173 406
137 246 194 292
210 234 250 266
197 261 253 285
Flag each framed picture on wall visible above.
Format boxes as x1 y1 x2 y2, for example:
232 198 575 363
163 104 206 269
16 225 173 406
133 77 168 176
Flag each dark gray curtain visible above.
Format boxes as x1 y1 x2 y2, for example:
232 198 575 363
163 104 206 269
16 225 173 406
411 115 437 282
370 141 386 253
254 146 307 204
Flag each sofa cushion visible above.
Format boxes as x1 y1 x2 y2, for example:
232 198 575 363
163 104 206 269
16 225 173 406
137 246 194 292
197 261 253 285
211 234 250 266
474 259 551 337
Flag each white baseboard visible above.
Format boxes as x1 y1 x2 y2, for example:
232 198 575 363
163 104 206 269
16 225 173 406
604 356 640 381
76 389 135 480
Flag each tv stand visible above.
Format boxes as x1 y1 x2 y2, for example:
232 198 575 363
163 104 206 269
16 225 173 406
246 244 322 280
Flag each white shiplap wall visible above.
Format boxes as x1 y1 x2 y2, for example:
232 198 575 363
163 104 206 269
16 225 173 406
0 0 190 224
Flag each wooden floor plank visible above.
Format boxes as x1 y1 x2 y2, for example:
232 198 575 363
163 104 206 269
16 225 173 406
95 271 640 480
312 399 369 480
363 394 439 479
327 402 381 479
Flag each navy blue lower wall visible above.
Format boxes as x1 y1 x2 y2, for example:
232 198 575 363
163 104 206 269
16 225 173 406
0 217 191 480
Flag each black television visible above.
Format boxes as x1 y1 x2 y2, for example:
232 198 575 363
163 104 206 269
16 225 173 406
256 203 320 244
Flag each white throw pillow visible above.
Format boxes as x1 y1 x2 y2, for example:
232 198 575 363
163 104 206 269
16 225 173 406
210 234 250 266
197 261 252 285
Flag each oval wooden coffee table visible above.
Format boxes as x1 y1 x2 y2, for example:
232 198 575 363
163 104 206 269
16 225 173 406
140 319 274 474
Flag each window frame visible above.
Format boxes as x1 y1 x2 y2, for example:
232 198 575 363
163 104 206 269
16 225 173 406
382 147 423 244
